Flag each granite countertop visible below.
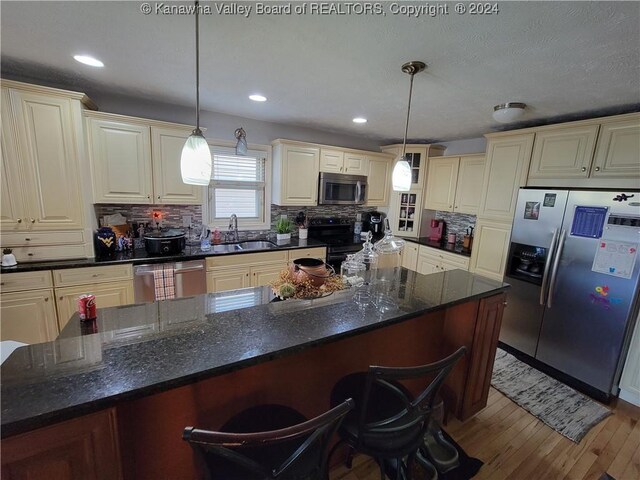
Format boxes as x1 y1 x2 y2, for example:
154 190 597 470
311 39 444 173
0 238 326 273
403 237 472 257
1 268 508 438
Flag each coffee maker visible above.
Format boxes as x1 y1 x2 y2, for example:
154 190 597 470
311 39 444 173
428 219 445 242
364 211 386 240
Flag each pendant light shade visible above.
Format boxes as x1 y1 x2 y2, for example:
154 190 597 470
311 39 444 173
181 1 211 186
392 61 426 192
181 130 212 185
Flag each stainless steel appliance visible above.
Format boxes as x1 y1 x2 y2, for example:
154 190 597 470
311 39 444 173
318 173 367 205
363 211 386 239
143 229 186 255
502 188 640 401
308 217 363 270
133 260 206 303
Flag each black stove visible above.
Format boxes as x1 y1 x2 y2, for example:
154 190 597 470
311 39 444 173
308 217 363 269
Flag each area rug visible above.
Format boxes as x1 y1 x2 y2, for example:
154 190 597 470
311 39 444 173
491 348 612 443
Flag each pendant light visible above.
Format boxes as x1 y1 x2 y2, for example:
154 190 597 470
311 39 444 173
392 61 426 192
181 1 212 186
235 127 248 155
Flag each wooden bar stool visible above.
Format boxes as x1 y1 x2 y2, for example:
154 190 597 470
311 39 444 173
329 347 466 480
183 399 354 480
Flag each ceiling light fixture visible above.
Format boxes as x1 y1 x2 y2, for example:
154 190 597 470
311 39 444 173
493 102 527 123
353 117 367 124
73 55 104 67
249 94 267 102
181 1 212 186
392 61 426 192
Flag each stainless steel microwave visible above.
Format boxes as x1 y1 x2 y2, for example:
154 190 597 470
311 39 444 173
318 172 367 205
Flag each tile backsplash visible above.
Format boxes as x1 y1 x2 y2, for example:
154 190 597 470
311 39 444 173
422 210 476 248
94 204 377 239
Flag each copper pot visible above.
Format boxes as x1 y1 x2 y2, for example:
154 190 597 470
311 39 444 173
289 258 333 287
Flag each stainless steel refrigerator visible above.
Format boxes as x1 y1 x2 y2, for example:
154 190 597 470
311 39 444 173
501 188 640 400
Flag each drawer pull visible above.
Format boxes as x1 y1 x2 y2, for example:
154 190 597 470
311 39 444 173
30 218 36 223
17 218 22 224
0 282 4 286
25 238 31 241
594 166 601 172
92 274 100 277
59 297 63 300
28 253 34 256
581 167 587 172
44 297 49 302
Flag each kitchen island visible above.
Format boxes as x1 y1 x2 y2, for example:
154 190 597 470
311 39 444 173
1 268 508 479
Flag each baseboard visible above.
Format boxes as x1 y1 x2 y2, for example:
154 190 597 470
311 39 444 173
618 388 640 407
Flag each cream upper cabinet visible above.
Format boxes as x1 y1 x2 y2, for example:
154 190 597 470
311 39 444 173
424 157 459 212
479 133 534 222
272 141 320 206
151 127 203 204
592 116 640 178
454 155 485 215
7 87 85 230
319 149 344 173
344 153 368 175
0 89 26 232
1 288 58 344
469 219 512 282
528 125 599 179
424 154 485 215
87 117 153 204
366 155 392 207
86 112 201 205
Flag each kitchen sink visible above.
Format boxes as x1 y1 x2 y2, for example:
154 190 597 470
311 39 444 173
236 241 278 250
211 241 277 253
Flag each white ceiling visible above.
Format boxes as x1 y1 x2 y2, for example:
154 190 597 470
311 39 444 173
2 1 639 142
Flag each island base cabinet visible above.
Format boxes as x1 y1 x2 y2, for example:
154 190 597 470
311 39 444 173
0 289 58 344
1 409 122 480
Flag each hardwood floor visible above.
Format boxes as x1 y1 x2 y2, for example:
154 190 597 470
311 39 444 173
330 388 640 480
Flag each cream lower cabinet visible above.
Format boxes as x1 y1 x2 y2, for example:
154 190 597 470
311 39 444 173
0 289 58 344
402 241 419 271
207 250 289 293
86 111 201 205
0 270 58 344
417 245 470 275
53 264 134 330
469 219 512 282
55 282 134 331
272 141 320 206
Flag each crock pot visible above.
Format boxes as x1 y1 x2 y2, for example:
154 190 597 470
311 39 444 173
144 229 186 255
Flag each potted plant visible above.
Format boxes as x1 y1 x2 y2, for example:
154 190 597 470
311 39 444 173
295 212 310 240
275 217 293 242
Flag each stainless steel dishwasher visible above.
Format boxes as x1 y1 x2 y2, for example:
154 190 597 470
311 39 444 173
133 260 207 303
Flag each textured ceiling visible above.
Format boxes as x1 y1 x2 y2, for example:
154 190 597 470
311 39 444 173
2 1 639 142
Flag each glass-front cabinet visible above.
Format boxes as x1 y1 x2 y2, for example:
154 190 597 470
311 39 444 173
381 144 445 238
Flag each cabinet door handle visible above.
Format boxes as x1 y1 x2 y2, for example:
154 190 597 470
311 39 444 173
581 167 587 172
157 196 160 200
59 296 63 300
25 238 31 241
44 297 49 302
594 166 601 172
92 273 100 277
28 253 34 256
30 218 36 223
17 218 22 223
147 195 151 199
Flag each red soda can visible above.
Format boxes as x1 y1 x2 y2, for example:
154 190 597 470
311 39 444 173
77 294 97 321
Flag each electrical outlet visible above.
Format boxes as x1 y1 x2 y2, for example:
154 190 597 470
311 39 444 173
182 215 192 227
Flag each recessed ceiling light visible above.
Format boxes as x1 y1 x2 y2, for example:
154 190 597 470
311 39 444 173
73 55 104 67
249 94 267 102
353 117 367 124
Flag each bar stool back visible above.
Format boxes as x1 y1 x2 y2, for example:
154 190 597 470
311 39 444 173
183 399 354 480
330 347 466 479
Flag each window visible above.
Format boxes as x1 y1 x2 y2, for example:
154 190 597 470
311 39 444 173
205 145 271 230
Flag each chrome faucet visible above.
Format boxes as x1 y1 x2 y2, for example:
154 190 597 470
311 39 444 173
226 214 239 242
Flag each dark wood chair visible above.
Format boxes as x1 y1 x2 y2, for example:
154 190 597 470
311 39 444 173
183 399 354 480
329 347 467 480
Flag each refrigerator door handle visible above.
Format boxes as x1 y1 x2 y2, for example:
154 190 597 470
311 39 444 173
539 228 559 306
547 229 566 309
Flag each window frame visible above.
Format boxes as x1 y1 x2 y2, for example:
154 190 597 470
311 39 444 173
203 140 272 231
